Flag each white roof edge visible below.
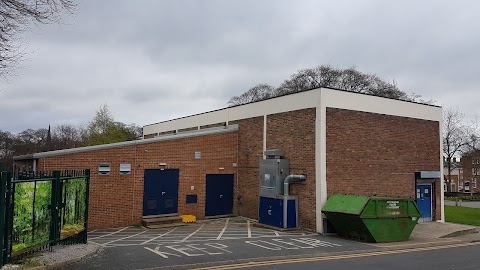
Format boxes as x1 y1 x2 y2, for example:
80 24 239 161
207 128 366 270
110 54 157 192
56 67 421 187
14 125 238 160
143 87 441 135
143 87 440 129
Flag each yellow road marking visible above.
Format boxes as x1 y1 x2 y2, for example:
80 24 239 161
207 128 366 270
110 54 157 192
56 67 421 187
367 239 460 248
192 242 480 270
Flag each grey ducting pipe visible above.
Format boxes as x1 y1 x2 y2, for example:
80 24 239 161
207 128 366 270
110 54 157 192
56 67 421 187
283 175 306 196
283 174 306 228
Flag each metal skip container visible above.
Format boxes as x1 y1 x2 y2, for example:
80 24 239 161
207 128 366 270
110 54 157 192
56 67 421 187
322 194 422 243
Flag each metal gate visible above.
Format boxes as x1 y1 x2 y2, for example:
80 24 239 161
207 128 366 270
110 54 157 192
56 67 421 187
143 169 179 216
205 174 234 217
0 169 90 266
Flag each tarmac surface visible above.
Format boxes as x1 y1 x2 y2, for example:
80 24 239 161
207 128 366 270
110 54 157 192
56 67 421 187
22 218 480 270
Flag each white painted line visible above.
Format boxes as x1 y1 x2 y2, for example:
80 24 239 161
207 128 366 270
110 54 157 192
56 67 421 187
89 227 130 240
216 218 230 240
141 227 177 245
247 221 252 238
274 231 280 236
102 229 148 245
106 243 151 247
181 224 205 242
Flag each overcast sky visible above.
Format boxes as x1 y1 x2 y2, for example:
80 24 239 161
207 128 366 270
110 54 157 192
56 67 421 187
1 0 479 133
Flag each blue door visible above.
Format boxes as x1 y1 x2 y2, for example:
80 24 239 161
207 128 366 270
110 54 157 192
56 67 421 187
416 184 432 221
205 174 234 216
143 169 179 216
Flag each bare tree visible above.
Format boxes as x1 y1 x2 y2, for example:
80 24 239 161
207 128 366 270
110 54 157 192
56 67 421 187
0 0 75 75
53 123 84 149
228 84 275 106
443 108 473 191
229 65 424 106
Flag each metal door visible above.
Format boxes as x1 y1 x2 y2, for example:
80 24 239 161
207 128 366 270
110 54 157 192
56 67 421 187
205 174 234 217
258 196 283 227
416 184 432 221
143 169 179 216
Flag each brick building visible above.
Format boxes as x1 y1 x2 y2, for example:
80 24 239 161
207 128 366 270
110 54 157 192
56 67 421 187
443 157 464 192
14 87 444 233
460 152 480 193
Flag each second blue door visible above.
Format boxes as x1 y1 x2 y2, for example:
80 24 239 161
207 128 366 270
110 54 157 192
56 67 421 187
416 184 432 221
205 174 234 217
143 169 179 216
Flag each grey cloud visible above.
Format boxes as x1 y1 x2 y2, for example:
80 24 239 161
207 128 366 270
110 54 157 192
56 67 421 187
1 0 480 133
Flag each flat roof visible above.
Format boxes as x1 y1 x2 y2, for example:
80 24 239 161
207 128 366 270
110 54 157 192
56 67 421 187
14 125 238 160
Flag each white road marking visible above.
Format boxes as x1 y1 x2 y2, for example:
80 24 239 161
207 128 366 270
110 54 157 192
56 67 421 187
216 218 230 240
89 227 130 240
181 224 205 242
247 220 252 238
274 231 280 236
102 229 148 245
141 227 178 245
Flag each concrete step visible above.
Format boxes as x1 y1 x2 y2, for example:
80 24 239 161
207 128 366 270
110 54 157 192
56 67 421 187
142 215 183 227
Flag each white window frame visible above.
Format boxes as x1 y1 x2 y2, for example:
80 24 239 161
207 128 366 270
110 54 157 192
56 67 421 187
450 182 456 192
473 179 477 189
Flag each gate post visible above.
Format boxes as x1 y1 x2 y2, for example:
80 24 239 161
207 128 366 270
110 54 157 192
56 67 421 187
0 172 7 266
50 171 61 246
2 172 12 264
83 169 90 243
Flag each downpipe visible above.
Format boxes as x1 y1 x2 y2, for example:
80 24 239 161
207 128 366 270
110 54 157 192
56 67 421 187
283 175 306 228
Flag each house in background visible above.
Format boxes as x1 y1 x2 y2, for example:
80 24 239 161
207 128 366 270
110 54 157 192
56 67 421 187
443 157 463 192
460 152 480 194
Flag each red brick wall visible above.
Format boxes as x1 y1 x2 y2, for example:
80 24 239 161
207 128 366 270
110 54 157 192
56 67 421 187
230 109 317 230
230 117 264 220
326 108 441 220
266 108 316 229
37 132 238 229
460 155 480 193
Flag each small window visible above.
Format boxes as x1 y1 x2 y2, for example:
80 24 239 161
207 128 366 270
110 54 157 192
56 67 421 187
120 164 131 175
98 163 111 175
474 179 477 188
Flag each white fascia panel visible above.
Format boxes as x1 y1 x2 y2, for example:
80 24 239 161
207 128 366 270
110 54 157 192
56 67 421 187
320 88 442 121
143 90 319 135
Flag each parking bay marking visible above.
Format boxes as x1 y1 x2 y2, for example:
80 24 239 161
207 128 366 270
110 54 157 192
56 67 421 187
245 238 342 250
89 227 130 240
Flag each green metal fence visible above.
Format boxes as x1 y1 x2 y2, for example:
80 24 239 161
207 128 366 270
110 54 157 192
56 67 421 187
0 169 90 266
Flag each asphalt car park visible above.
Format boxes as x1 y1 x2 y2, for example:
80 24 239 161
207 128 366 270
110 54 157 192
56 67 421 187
69 218 373 270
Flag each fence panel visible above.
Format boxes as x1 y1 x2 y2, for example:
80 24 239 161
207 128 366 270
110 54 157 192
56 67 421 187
0 169 90 266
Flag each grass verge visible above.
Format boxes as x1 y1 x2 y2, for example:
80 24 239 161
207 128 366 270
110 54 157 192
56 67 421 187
445 205 480 226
